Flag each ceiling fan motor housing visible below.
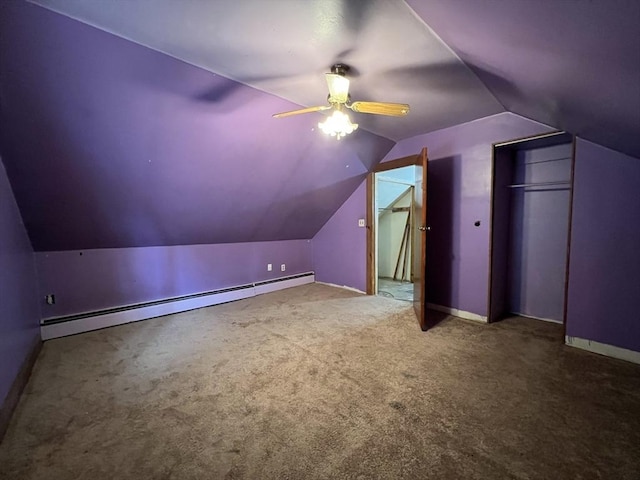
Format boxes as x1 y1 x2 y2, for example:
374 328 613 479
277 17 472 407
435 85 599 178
330 64 349 76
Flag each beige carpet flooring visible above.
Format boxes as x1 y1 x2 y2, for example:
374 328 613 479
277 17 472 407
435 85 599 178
1 283 639 479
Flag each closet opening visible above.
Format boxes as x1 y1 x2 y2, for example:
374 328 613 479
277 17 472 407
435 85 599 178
488 132 575 334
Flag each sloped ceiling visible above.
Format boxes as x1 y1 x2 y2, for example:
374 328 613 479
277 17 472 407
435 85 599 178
0 1 393 251
25 0 505 141
1 0 639 252
406 0 640 159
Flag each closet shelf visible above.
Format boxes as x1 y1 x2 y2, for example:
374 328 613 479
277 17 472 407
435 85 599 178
507 181 570 188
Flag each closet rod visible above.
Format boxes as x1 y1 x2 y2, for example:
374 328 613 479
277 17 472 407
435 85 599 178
507 181 570 188
523 156 572 166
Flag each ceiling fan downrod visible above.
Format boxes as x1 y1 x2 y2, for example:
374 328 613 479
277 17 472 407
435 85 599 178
330 63 349 76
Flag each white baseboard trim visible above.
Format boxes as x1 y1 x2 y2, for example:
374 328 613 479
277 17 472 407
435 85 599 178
315 281 366 295
514 312 563 324
427 303 488 323
42 273 314 340
254 274 314 295
41 288 254 340
565 336 640 365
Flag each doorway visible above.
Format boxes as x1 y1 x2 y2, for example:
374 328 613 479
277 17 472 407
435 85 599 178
488 132 575 331
366 149 431 330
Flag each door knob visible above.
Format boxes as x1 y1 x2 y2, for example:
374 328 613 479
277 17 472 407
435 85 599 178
418 226 431 231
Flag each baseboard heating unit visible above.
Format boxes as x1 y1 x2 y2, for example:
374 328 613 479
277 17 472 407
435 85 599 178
41 272 315 340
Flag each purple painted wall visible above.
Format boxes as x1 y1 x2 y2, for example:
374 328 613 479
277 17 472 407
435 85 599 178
566 139 640 351
384 113 555 316
0 160 40 406
312 180 367 292
36 240 312 318
0 1 393 252
313 113 554 305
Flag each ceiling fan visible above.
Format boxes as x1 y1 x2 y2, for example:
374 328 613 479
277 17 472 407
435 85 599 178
273 64 410 138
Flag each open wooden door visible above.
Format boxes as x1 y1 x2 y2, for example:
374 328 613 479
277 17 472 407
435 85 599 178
413 148 430 330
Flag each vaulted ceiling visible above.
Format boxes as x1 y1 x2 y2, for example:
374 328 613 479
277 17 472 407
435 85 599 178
1 0 638 251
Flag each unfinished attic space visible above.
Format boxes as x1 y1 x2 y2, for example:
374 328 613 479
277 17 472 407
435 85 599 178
376 165 416 301
1 1 640 478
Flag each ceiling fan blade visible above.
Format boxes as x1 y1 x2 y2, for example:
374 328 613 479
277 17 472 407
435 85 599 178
272 105 331 118
326 73 350 103
349 102 410 116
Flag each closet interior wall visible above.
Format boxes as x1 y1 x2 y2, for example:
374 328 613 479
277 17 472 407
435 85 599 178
508 143 572 322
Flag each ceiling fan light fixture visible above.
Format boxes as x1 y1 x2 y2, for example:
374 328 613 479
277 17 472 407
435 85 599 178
325 73 350 104
318 110 358 139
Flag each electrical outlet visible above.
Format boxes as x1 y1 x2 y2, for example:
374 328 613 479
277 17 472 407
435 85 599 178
281 264 286 272
358 218 366 227
267 263 272 271
45 294 55 305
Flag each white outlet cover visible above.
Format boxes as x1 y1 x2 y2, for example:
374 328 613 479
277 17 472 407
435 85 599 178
281 264 286 271
358 219 366 227
267 264 272 271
